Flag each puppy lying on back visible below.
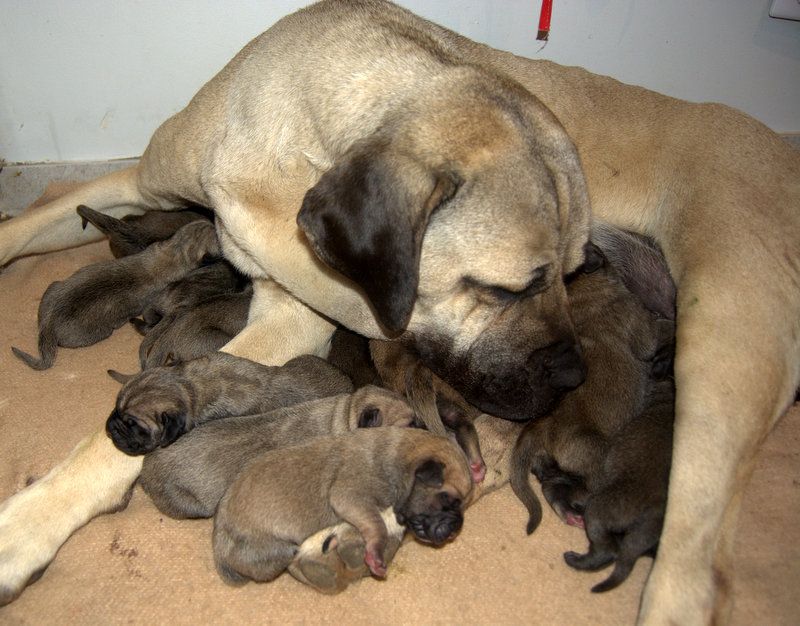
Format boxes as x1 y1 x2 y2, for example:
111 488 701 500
77 204 211 258
132 261 249 333
107 352 352 455
564 378 674 592
140 385 417 519
370 339 486 484
213 427 473 584
511 235 675 533
137 289 252 369
11 221 220 370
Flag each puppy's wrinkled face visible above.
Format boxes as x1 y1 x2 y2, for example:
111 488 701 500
347 385 416 429
395 459 469 545
105 371 189 455
299 89 591 423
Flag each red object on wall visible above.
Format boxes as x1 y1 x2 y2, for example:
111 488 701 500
537 0 553 40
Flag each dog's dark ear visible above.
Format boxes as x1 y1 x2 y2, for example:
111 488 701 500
357 406 382 428
298 139 460 334
414 459 445 488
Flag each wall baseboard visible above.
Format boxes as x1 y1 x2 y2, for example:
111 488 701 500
2 134 799 216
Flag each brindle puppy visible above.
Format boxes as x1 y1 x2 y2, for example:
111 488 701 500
370 339 486 484
107 352 352 455
511 244 674 533
326 326 382 389
137 289 252 369
77 204 211 258
11 221 220 370
213 427 472 584
140 385 417 519
564 378 675 592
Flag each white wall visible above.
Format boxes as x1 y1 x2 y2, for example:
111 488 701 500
1 0 798 163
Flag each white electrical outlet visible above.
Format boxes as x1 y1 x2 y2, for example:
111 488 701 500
770 0 800 20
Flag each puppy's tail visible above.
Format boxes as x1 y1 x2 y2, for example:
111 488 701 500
510 424 544 534
11 328 58 370
107 369 135 384
77 204 147 256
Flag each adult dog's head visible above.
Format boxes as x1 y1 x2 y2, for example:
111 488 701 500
298 70 591 422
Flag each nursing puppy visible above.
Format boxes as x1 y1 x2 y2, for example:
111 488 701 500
77 204 211 258
140 385 417 519
107 352 352 455
326 327 382 389
565 378 675 593
137 289 252 368
213 427 472 583
11 220 220 370
370 339 486 484
511 245 675 533
133 261 249 333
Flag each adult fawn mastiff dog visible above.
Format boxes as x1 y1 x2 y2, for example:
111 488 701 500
1 1 798 623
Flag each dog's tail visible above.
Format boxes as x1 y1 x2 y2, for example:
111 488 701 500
107 369 135 384
1 167 150 267
510 424 544 534
11 326 58 370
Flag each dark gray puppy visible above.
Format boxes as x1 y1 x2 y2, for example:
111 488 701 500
511 239 675 533
11 221 220 370
132 261 249 333
77 204 211 258
326 326 382 388
106 352 352 455
213 427 473 584
137 289 252 369
564 378 674 592
140 385 418 519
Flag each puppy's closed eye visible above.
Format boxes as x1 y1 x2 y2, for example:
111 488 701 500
357 407 382 428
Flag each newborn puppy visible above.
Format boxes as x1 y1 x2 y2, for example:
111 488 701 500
511 241 675 533
326 327 382 388
564 378 674 592
132 261 249 333
107 352 352 455
140 385 417 519
213 427 472 584
77 204 211 258
370 339 486 484
12 221 220 370
137 290 252 369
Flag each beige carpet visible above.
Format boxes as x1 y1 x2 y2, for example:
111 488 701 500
0 185 797 624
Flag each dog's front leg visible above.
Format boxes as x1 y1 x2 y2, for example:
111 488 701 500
0 429 141 605
0 167 156 266
637 274 799 625
220 277 336 364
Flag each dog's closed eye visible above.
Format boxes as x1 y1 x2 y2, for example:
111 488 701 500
357 407 382 428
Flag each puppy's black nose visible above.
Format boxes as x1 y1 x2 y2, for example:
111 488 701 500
529 340 586 391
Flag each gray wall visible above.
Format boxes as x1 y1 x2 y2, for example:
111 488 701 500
1 0 798 163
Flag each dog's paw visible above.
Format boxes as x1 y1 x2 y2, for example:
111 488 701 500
105 409 185 455
0 482 63 605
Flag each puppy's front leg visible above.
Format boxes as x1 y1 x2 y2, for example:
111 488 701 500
0 429 141 605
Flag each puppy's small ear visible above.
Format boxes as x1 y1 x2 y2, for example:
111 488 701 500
581 242 605 274
298 138 460 334
415 459 445 488
357 407 382 428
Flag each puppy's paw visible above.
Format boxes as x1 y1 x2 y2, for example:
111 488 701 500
364 547 387 579
105 409 185 455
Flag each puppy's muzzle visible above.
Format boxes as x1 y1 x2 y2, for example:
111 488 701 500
105 408 185 455
398 494 464 545
528 339 586 391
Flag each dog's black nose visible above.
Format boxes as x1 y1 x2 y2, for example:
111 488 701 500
528 340 586 391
